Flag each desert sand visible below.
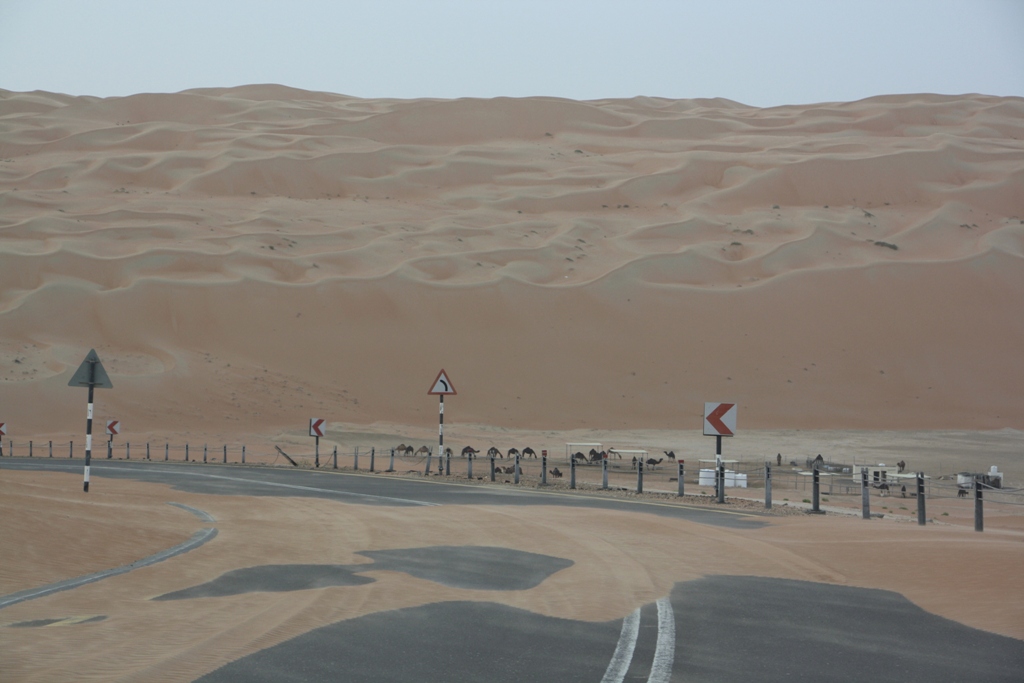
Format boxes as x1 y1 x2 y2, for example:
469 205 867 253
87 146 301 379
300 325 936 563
1 88 1023 679
1 87 1023 439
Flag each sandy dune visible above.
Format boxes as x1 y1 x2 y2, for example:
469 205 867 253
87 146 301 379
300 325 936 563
1 87 1023 440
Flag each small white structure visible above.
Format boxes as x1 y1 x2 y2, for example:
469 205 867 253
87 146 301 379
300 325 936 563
698 468 746 487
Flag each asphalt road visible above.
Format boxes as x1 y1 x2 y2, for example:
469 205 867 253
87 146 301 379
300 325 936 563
0 458 766 528
4 458 1023 682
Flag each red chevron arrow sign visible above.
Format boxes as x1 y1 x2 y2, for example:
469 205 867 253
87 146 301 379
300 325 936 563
309 418 326 438
703 402 737 436
106 420 120 436
0 422 6 437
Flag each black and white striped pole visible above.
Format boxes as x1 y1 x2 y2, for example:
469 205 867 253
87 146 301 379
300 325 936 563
67 349 113 493
428 369 456 477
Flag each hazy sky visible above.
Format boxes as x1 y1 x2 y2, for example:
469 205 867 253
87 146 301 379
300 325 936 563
1 0 1021 106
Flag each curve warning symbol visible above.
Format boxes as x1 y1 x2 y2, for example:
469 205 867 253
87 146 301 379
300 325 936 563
428 369 457 395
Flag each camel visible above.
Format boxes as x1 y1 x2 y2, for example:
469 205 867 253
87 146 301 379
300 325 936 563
631 456 638 470
461 446 479 457
487 447 503 459
549 467 563 478
507 448 521 459
957 488 968 498
444 447 453 457
501 465 517 475
522 447 537 458
897 460 907 473
777 453 782 466
664 450 676 460
397 445 414 456
572 452 587 464
589 450 605 463
607 448 622 459
645 457 664 469
415 446 431 457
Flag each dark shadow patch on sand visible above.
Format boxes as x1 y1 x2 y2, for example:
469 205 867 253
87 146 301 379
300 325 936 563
154 546 573 600
153 565 373 600
355 546 573 590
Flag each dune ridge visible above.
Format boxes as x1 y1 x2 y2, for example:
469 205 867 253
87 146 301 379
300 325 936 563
1 87 1022 434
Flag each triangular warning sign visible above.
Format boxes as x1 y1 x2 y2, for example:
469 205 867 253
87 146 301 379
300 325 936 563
428 369 456 395
67 349 114 389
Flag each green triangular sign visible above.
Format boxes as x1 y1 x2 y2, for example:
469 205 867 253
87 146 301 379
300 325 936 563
68 349 113 389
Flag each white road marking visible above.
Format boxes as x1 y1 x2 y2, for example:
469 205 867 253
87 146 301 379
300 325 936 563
647 597 676 683
601 607 641 683
103 465 440 506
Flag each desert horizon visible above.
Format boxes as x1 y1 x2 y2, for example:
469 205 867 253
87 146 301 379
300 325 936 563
2 86 1023 438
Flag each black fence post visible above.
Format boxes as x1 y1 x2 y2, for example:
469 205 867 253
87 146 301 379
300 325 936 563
370 447 376 472
570 456 576 490
49 440 53 458
637 459 644 494
354 447 359 471
29 440 33 457
468 451 473 479
333 446 338 469
541 454 547 485
70 441 73 458
165 443 169 461
514 454 521 484
490 454 495 482
765 462 772 509
812 465 821 512
677 460 684 497
387 448 394 472
917 472 926 525
602 456 608 490
975 480 984 532
203 444 207 464
862 467 870 519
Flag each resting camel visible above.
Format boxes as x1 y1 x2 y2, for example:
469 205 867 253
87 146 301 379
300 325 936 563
572 452 588 464
549 467 563 478
646 457 664 469
501 465 517 475
487 447 503 459
462 446 479 457
522 447 537 458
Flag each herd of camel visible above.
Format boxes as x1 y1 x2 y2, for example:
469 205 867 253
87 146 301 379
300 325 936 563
394 444 673 471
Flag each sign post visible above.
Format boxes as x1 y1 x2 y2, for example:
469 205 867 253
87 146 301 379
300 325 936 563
105 420 120 459
0 423 6 457
68 349 114 492
703 402 736 503
309 418 325 467
427 369 456 477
